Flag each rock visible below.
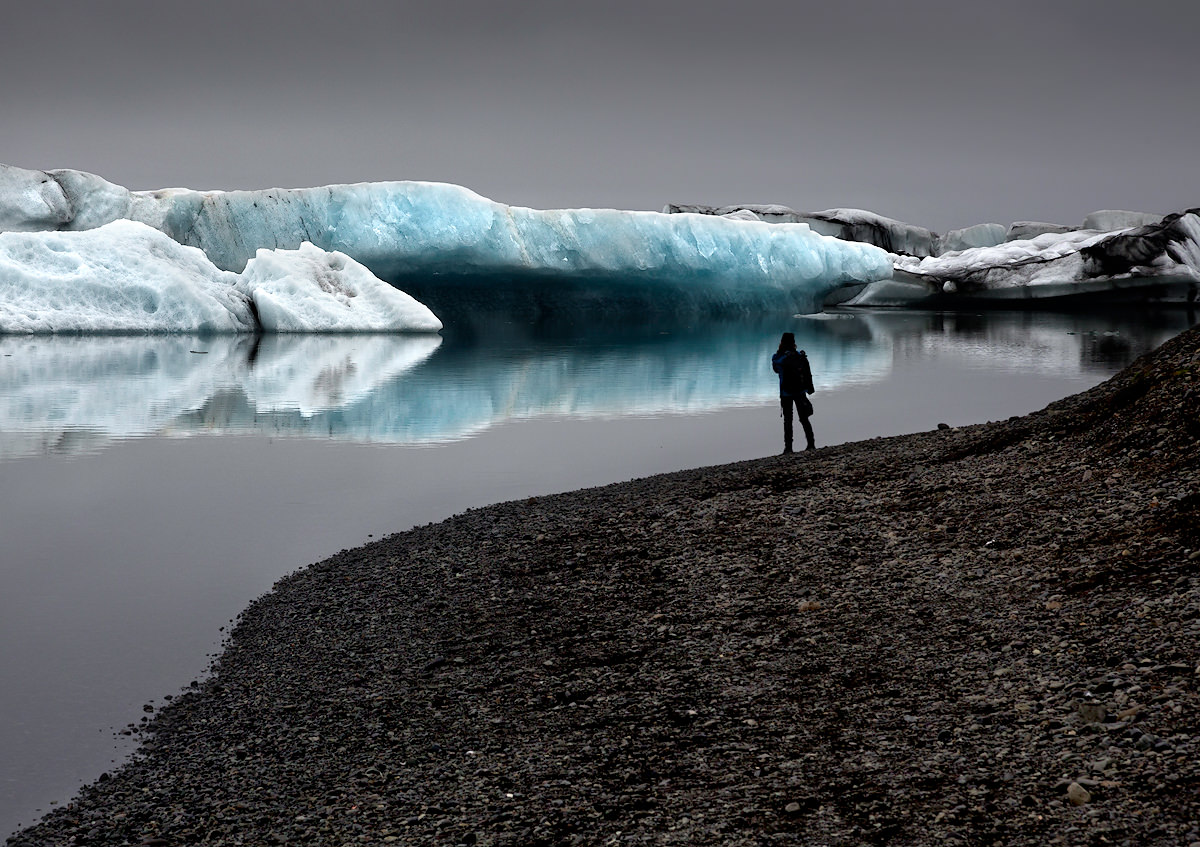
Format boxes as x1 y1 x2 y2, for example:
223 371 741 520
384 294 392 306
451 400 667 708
1067 782 1091 805
420 657 447 673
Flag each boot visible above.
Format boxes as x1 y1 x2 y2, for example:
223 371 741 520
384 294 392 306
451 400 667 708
782 441 794 455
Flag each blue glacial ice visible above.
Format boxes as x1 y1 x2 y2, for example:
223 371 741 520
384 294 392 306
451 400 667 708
0 219 443 333
0 164 894 324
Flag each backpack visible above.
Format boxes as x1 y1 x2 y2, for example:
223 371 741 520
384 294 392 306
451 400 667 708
776 350 812 398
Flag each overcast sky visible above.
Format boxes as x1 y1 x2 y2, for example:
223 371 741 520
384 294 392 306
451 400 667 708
3 0 1197 231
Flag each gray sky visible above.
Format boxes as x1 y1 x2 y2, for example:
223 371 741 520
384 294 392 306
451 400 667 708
3 0 1197 231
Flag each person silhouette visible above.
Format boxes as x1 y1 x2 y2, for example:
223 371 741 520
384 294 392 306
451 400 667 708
771 331 815 454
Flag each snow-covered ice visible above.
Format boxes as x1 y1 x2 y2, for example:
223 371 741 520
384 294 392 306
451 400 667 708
0 221 257 333
0 219 443 334
845 211 1200 306
240 242 442 333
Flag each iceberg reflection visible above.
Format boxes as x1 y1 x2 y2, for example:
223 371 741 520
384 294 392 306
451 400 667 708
0 334 441 458
0 311 1188 460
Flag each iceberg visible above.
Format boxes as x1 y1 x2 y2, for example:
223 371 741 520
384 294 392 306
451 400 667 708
240 241 443 333
844 210 1200 306
0 165 893 320
670 199 1200 306
0 221 257 333
0 219 443 334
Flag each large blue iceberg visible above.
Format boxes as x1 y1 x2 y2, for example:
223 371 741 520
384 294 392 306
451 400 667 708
0 164 892 328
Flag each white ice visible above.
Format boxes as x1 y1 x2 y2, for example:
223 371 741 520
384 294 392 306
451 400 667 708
896 228 1112 281
0 219 442 334
845 213 1200 306
0 220 257 333
239 242 443 333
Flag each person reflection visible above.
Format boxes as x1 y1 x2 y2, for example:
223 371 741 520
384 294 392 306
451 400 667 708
771 331 815 454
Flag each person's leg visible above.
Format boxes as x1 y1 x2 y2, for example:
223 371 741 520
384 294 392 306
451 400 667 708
801 414 815 450
780 397 794 453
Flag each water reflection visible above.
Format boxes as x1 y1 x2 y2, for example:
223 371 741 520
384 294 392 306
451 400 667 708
0 309 1190 461
851 308 1188 373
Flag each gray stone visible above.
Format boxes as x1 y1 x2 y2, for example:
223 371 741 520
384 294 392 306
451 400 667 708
1067 782 1091 805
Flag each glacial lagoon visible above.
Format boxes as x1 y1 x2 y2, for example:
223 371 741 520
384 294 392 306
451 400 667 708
1 307 1195 835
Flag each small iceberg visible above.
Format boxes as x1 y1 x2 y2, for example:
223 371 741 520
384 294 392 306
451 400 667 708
240 241 443 333
0 220 443 334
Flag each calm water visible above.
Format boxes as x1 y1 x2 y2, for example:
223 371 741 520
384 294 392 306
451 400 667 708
1 308 1194 835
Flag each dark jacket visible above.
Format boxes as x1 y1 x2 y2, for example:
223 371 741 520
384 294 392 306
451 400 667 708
772 349 814 399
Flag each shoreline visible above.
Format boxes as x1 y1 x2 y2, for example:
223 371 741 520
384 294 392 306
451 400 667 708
11 327 1200 846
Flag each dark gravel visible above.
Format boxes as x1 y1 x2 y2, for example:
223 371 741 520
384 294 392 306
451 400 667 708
10 325 1200 847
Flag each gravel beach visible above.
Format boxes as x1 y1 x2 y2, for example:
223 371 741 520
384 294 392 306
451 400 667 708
11 324 1200 847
